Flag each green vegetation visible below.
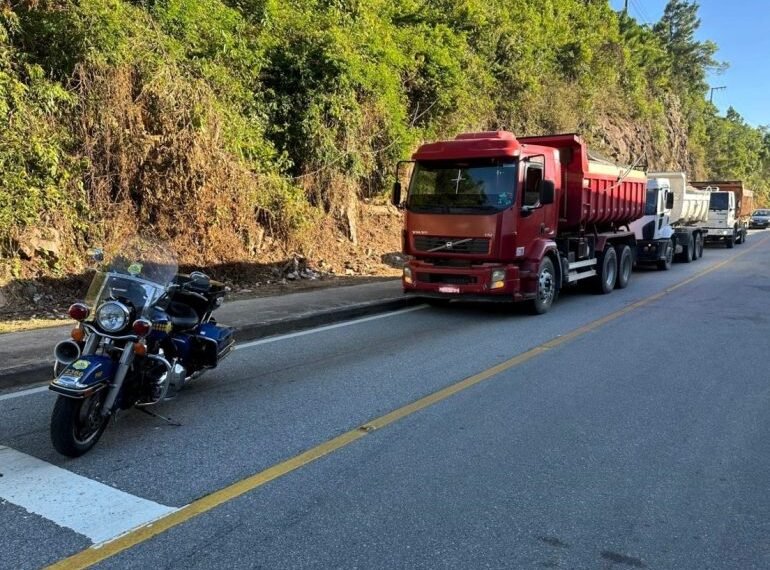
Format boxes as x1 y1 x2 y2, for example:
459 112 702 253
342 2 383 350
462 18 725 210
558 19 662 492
1 0 768 279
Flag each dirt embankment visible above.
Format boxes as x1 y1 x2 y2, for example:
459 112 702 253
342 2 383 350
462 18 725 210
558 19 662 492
0 201 404 327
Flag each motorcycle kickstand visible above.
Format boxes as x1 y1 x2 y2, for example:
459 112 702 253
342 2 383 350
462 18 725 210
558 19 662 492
135 406 182 427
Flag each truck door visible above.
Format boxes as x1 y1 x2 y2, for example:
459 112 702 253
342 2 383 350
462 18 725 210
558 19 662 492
518 156 546 255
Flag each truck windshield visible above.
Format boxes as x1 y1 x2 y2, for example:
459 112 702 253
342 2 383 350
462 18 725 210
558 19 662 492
645 189 658 215
407 161 517 214
709 193 729 210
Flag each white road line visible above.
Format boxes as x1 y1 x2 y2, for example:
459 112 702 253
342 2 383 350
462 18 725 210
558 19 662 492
0 306 426 402
0 385 49 402
235 304 426 350
0 446 176 543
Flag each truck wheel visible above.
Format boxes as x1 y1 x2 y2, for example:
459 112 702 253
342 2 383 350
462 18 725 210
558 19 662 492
615 245 632 289
528 257 556 315
657 241 673 270
726 231 735 249
595 246 617 294
695 234 704 259
681 235 694 263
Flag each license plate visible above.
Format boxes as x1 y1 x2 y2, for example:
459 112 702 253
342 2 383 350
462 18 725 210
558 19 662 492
438 286 460 294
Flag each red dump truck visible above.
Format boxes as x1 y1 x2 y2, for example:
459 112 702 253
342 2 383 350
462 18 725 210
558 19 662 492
392 131 647 314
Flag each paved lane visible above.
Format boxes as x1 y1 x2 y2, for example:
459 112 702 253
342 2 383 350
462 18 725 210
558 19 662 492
1 232 769 569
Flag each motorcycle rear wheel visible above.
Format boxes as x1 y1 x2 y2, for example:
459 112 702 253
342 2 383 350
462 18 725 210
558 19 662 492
51 392 109 457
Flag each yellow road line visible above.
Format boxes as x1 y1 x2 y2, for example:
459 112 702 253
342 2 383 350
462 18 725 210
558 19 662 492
47 236 769 570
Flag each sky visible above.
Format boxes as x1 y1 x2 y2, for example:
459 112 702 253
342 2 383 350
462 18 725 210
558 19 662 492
609 0 770 127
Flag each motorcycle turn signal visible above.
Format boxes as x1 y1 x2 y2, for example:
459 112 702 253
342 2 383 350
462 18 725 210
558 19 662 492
70 325 85 342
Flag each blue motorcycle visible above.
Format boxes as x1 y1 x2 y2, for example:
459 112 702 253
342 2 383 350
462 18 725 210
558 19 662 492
49 238 234 456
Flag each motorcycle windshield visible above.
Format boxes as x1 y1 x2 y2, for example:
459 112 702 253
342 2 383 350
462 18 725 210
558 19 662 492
85 237 179 320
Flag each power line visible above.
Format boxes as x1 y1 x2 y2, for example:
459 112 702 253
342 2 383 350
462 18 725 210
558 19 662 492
628 0 645 23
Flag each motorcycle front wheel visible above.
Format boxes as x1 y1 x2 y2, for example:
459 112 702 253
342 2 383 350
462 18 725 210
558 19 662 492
51 391 109 457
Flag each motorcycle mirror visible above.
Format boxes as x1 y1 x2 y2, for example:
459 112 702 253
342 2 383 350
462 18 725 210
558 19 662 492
87 247 104 263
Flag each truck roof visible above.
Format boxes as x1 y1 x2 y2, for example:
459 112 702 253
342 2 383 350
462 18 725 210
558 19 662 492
411 131 521 161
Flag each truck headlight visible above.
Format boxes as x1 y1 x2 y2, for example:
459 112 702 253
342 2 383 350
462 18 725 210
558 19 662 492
403 266 413 284
490 269 506 289
96 301 130 332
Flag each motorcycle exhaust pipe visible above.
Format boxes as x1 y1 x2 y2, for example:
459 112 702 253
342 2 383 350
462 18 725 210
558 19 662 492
54 340 81 366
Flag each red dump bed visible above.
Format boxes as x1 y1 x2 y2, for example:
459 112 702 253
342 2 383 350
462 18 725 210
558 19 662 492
518 134 647 232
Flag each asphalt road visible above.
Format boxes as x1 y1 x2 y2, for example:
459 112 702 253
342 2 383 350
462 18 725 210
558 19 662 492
2 232 769 569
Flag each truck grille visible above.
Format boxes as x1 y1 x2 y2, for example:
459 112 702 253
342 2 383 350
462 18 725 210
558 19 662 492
417 273 477 285
413 236 490 254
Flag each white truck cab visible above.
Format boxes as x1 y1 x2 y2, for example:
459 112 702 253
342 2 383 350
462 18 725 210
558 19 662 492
630 173 709 269
702 190 743 248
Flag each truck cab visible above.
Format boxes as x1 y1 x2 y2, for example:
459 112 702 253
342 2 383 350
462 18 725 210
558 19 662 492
398 147 559 302
703 190 743 248
691 180 752 248
630 178 675 268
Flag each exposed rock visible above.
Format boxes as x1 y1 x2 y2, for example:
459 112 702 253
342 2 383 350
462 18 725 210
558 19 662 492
19 228 62 260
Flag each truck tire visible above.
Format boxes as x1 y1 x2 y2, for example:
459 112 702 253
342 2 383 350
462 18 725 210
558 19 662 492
695 233 704 259
657 241 673 270
528 257 557 315
681 234 694 263
595 246 617 294
615 245 632 289
726 231 735 249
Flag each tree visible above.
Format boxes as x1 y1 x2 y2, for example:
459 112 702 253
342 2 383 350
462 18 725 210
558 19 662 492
653 0 724 93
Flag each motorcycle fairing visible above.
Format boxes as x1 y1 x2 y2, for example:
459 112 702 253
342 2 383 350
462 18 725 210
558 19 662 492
50 355 115 399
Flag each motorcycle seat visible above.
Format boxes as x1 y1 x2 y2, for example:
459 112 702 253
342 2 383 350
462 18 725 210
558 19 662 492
166 302 199 331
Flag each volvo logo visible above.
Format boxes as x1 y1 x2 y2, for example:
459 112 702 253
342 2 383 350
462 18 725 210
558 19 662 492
427 237 472 253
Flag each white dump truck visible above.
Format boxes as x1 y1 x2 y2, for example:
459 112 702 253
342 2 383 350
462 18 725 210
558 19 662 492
690 180 753 248
630 172 710 269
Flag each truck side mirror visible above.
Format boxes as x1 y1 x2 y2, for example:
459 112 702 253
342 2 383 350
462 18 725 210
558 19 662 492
392 181 402 207
665 192 674 210
538 180 555 205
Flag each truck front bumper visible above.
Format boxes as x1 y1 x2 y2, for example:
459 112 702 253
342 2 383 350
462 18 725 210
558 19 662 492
636 239 669 262
705 228 733 240
402 260 530 301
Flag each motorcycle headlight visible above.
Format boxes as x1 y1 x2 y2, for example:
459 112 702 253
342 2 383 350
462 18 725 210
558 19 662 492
96 301 130 333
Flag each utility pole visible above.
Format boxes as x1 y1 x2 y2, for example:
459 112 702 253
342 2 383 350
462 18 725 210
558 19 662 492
709 86 726 104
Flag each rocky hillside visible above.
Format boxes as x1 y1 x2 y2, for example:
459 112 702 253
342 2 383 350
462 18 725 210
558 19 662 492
0 0 768 302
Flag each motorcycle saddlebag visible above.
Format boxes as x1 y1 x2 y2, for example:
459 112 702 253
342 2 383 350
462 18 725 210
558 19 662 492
195 323 235 368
